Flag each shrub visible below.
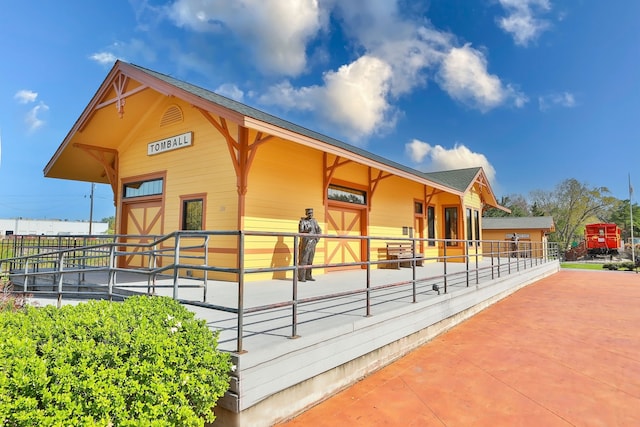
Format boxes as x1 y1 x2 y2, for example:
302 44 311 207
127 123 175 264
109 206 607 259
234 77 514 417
603 262 637 271
620 262 638 271
0 296 231 426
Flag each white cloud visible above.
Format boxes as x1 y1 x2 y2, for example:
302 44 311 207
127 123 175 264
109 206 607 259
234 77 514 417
14 90 48 132
255 1 449 140
257 3 524 139
436 44 527 111
161 0 526 140
14 90 38 104
25 103 49 133
260 55 396 141
405 139 496 184
511 86 530 108
90 39 157 67
331 2 450 97
90 52 118 65
496 0 551 46
538 91 576 111
368 27 451 98
406 138 432 164
259 80 318 111
321 56 395 138
168 0 324 76
215 83 244 102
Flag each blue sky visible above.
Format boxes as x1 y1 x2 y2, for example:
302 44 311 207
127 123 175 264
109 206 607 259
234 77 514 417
1 0 638 222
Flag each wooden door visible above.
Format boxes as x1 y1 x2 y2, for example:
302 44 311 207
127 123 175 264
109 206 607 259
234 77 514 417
120 199 163 268
326 205 365 270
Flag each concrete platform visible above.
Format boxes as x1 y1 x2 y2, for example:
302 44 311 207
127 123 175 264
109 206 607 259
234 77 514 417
211 260 559 426
276 269 640 427
23 257 560 426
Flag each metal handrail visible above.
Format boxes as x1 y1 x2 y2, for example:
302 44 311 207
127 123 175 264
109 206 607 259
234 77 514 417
0 231 560 353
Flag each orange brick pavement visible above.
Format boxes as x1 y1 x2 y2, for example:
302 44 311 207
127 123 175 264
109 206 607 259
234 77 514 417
277 270 640 426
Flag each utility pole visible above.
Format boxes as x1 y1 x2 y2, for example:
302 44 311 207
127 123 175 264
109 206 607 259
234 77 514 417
629 174 635 263
89 183 95 235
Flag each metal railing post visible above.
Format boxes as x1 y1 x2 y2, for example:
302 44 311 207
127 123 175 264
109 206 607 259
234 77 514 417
237 231 245 353
465 240 470 287
108 244 116 301
57 252 65 308
172 235 181 300
530 243 534 268
490 241 495 280
23 259 30 292
148 241 157 296
366 237 372 315
291 234 300 338
498 241 503 278
81 236 87 283
203 235 209 302
443 242 448 294
475 243 479 285
411 238 417 302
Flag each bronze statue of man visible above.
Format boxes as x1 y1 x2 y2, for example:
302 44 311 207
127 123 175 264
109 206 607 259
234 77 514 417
298 208 322 281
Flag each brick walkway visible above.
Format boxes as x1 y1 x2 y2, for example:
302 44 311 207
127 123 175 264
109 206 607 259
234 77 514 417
277 270 640 426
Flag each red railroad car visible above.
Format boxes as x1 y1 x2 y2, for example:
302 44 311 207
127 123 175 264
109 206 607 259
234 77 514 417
585 223 621 255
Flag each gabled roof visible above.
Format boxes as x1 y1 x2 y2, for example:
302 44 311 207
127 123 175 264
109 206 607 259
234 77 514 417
482 216 555 232
422 167 503 210
45 60 504 209
423 167 483 192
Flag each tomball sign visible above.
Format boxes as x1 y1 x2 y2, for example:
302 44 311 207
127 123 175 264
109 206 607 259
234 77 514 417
147 132 193 156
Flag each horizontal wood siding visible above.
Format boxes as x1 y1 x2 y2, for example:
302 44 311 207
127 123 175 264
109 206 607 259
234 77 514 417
119 97 238 232
242 138 325 276
329 159 369 183
247 137 325 224
117 98 240 278
369 175 420 236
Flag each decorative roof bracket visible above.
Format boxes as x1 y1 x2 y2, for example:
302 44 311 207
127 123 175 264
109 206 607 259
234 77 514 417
113 74 128 118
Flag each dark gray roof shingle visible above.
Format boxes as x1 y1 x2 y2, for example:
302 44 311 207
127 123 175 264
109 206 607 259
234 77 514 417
482 216 555 230
422 167 482 192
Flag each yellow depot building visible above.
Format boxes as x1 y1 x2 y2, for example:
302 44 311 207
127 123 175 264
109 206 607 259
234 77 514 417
482 216 556 259
44 61 504 281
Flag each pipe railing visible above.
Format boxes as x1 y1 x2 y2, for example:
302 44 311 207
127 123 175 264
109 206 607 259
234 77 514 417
0 231 559 353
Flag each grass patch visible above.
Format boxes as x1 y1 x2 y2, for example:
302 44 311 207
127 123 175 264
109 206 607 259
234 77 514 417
560 263 605 270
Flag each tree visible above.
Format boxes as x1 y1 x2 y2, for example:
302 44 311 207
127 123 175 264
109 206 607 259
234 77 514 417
483 194 530 217
530 179 618 250
101 216 115 234
530 201 546 216
608 199 640 242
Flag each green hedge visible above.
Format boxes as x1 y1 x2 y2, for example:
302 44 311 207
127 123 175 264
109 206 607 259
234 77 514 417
0 296 231 426
603 262 638 271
